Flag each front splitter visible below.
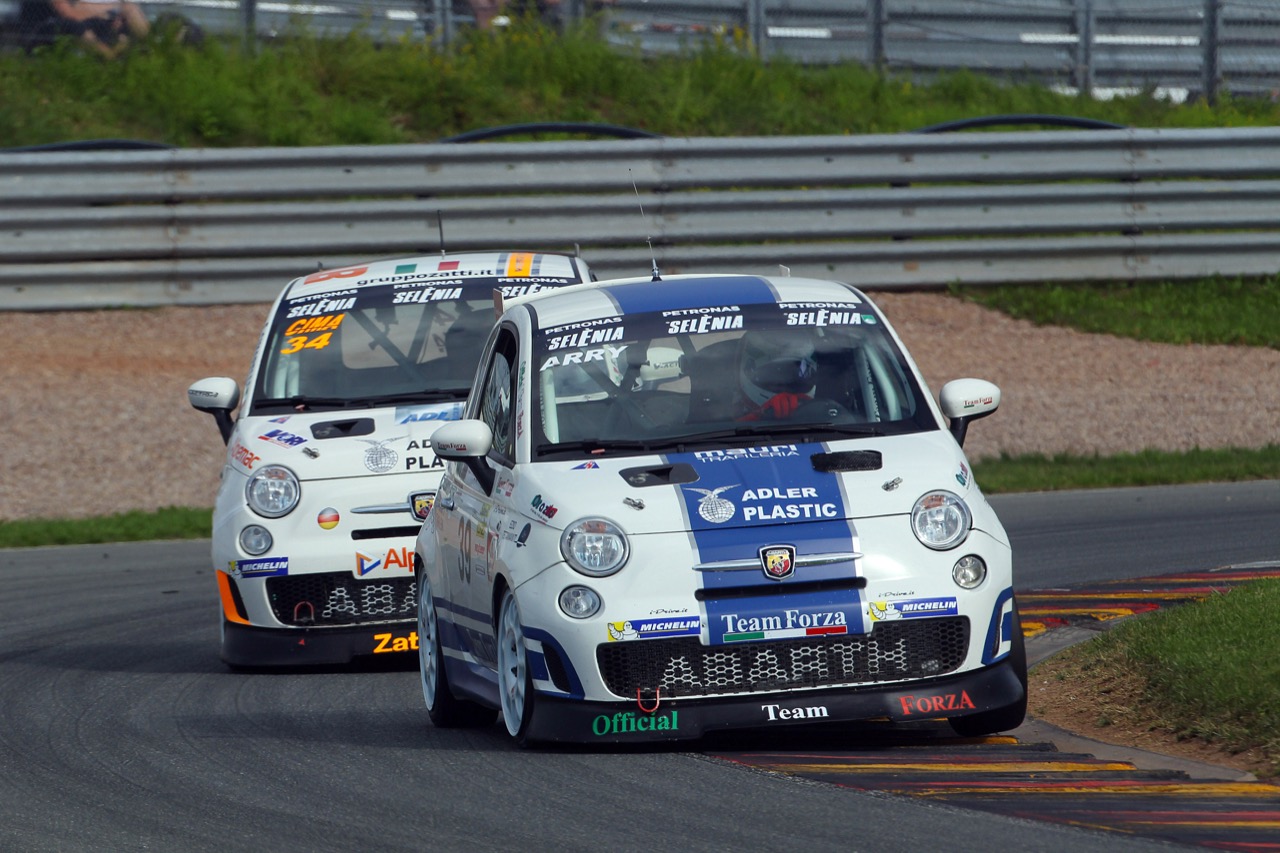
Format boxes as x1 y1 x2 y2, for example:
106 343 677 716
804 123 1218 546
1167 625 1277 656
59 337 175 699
220 620 418 667
524 658 1025 744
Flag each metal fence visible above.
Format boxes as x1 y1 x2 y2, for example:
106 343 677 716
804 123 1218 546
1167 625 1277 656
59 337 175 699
601 0 1280 102
4 126 1280 309
5 1 1279 102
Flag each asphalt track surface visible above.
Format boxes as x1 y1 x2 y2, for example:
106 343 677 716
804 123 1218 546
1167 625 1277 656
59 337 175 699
1 482 1278 852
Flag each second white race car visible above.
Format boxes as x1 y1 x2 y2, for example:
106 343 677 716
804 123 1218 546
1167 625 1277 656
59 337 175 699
188 250 593 666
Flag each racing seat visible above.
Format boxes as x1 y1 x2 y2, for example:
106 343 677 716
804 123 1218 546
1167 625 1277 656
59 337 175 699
682 340 740 423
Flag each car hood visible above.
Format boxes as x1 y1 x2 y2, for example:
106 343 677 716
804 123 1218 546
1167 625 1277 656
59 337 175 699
226 401 465 481
509 430 987 536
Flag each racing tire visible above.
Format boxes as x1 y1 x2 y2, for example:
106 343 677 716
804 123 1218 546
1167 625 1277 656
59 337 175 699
948 600 1028 737
496 587 537 747
418 571 496 728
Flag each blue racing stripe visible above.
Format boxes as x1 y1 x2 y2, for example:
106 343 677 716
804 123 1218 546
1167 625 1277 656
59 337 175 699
606 277 776 315
666 445 867 644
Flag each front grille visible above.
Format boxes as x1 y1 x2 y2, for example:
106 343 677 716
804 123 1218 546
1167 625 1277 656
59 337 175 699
265 572 416 627
596 618 969 699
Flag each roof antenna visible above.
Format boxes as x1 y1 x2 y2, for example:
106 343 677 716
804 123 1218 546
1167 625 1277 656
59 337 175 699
437 210 446 257
630 170 661 281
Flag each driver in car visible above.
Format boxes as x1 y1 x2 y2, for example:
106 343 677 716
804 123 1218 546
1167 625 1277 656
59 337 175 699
734 330 820 421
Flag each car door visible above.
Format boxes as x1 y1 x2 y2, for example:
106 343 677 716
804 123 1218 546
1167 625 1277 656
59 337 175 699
451 326 520 671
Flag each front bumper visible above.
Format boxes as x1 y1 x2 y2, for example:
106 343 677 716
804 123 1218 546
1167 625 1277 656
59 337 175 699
221 619 418 667
522 652 1025 744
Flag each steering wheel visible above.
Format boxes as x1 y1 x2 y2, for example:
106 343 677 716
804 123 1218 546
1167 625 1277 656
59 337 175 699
791 397 854 422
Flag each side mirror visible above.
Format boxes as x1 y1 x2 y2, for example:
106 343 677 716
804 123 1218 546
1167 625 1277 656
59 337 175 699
939 378 1001 448
431 419 495 493
188 377 241 445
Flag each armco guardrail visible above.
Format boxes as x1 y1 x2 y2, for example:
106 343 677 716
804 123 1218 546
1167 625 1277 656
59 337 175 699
5 126 1280 309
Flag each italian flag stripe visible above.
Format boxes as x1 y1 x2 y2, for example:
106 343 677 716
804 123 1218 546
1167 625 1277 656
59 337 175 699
724 625 849 643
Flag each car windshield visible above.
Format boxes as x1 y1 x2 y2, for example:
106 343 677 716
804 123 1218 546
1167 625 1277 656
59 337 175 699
532 300 937 457
250 282 499 414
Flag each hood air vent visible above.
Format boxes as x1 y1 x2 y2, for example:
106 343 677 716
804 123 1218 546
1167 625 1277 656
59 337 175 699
311 418 375 440
811 450 882 473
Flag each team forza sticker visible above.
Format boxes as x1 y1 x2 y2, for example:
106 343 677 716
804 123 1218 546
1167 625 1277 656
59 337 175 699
719 606 850 643
896 690 976 717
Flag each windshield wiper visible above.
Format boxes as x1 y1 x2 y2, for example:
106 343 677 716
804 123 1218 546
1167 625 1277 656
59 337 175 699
731 422 885 439
536 438 664 457
252 395 357 411
537 423 885 458
345 390 468 407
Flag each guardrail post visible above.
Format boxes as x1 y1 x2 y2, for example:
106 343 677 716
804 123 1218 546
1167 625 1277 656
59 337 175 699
1074 0 1094 96
867 0 886 72
744 0 765 58
433 0 452 47
240 0 257 52
1202 0 1222 105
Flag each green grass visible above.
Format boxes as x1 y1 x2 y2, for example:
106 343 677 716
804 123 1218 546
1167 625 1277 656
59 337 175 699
4 18 1280 148
954 277 1280 349
0 507 212 548
973 445 1280 493
1065 578 1280 777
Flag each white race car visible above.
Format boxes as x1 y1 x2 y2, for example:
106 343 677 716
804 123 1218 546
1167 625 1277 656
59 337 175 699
415 272 1025 745
188 251 594 667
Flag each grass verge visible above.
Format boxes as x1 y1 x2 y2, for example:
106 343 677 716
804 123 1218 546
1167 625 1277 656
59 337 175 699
0 507 213 548
1039 578 1280 779
952 276 1280 349
5 19 1280 148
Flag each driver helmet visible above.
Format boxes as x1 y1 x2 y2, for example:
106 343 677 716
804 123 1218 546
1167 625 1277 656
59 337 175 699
738 329 819 407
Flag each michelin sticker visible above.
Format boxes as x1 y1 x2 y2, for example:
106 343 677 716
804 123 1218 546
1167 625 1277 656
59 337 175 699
868 597 959 621
606 617 701 642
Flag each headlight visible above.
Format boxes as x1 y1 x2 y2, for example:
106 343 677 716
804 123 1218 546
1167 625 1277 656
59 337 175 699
559 586 602 619
239 525 273 555
911 490 971 550
952 554 987 589
245 465 300 518
560 518 629 577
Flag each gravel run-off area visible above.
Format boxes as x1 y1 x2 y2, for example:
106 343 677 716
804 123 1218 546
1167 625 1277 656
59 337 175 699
2 292 1278 522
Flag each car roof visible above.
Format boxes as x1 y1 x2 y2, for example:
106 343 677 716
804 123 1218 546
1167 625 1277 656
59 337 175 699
282 250 589 301
508 273 868 331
